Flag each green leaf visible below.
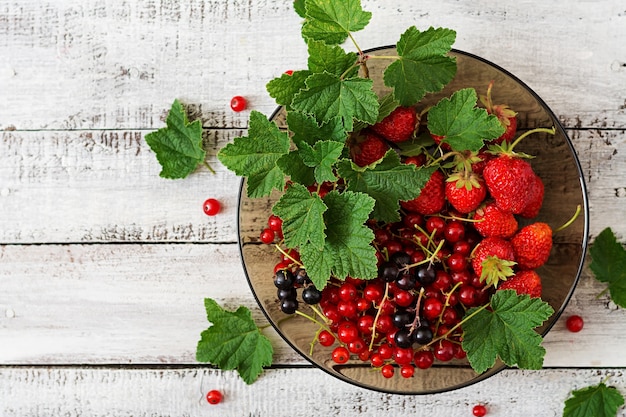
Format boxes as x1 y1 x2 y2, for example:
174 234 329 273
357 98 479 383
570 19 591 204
563 382 625 417
299 190 377 289
298 140 343 183
307 39 359 77
294 0 306 18
337 150 436 222
144 99 206 179
427 88 505 152
276 151 316 186
383 26 457 106
302 0 372 45
287 111 347 147
291 72 379 131
272 184 327 250
217 110 290 198
461 290 554 374
266 70 312 108
589 227 626 308
196 298 273 385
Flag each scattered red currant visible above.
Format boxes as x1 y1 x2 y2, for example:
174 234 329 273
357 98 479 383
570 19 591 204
230 95 247 112
206 389 223 405
284 69 294 75
202 198 221 216
566 314 584 332
472 404 487 416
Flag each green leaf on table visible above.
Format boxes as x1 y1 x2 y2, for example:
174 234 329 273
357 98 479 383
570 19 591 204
337 150 436 222
266 70 312 108
291 72 379 132
272 183 327 250
298 140 344 184
294 0 306 18
589 227 626 308
563 382 625 417
217 110 290 198
299 190 377 289
144 99 206 179
383 26 457 106
461 289 554 374
301 0 372 45
307 39 359 77
427 88 505 153
287 111 347 147
196 298 273 385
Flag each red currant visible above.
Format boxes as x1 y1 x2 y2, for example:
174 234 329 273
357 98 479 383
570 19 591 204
381 364 395 378
422 297 444 320
347 338 367 354
206 389 223 405
566 314 584 332
331 346 350 364
259 228 275 244
337 321 359 343
433 339 455 362
414 349 434 369
202 198 221 216
472 404 487 416
318 330 335 347
284 69 294 75
400 364 415 378
267 214 283 232
230 95 247 112
338 282 358 301
370 353 384 367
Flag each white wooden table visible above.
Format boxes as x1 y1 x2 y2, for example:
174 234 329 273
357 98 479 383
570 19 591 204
1 1 626 415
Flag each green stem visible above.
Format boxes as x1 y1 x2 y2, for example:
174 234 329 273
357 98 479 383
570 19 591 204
425 302 490 349
369 282 391 351
508 126 556 151
554 204 582 232
203 161 216 174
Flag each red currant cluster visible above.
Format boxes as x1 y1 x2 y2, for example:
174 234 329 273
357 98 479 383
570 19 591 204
261 208 496 378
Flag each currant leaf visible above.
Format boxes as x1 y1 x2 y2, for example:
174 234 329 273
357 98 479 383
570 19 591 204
276 151 316 186
589 227 626 308
563 382 625 417
427 88 505 153
461 290 554 374
302 0 372 45
307 39 359 77
291 72 379 132
298 140 344 183
217 110 290 198
272 183 327 250
383 26 457 106
299 190 377 289
144 99 206 179
196 298 273 385
266 70 312 108
287 111 347 147
337 150 437 222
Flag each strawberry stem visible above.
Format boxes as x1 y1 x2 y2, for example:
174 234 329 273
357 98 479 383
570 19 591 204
508 126 556 151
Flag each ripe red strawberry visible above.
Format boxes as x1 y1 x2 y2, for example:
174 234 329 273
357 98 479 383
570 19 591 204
519 173 544 219
483 154 535 214
371 106 418 143
350 131 390 167
400 169 445 215
498 270 542 298
480 80 518 144
471 237 516 287
445 173 487 214
472 200 518 238
511 222 553 270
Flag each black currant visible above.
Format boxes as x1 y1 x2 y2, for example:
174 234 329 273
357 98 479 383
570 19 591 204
280 298 298 314
277 287 296 300
274 269 295 289
412 326 434 345
301 286 322 305
396 272 417 290
394 328 413 348
378 261 399 282
392 309 415 329
390 251 411 268
417 266 436 286
294 268 310 286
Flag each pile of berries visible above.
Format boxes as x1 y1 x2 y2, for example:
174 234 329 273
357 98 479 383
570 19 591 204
259 83 563 378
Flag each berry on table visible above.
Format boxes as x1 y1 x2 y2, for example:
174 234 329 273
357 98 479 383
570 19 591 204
206 389 223 405
230 95 247 112
566 314 584 332
472 403 487 416
202 198 221 216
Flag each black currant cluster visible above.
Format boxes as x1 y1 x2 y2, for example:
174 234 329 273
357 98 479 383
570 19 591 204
274 268 322 314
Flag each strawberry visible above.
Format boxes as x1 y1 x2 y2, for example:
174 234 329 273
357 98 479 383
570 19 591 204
350 131 390 167
470 150 492 175
371 106 418 143
400 169 445 215
498 270 542 298
483 153 535 214
479 80 518 144
511 222 553 270
471 237 516 287
472 200 518 238
445 172 487 214
519 173 544 219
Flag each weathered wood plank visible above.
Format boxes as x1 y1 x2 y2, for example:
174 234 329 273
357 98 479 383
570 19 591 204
0 128 624 243
1 0 625 130
1 366 625 417
0 243 624 367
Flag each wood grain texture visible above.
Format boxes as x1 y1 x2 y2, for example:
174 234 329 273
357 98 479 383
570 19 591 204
1 367 625 417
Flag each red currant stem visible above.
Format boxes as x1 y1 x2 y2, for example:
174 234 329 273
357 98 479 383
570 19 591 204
435 281 464 333
596 287 610 299
308 304 331 325
430 150 462 166
363 54 401 60
404 238 445 271
426 302 490 349
408 287 426 334
508 126 556 152
368 282 391 351
554 204 582 233
440 213 484 224
203 161 216 174
274 244 303 268
294 309 333 333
